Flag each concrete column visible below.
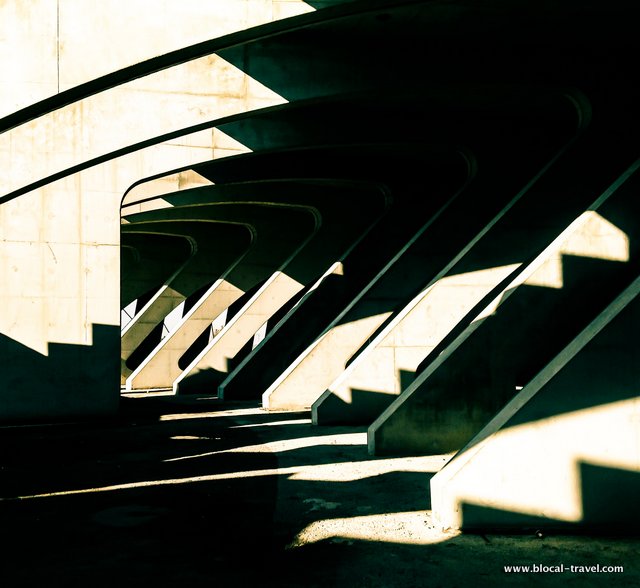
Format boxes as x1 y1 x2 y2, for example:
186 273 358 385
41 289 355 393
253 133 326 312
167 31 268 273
208 146 467 405
124 202 318 390
431 273 640 531
171 179 389 393
120 232 193 317
120 221 253 382
368 148 640 456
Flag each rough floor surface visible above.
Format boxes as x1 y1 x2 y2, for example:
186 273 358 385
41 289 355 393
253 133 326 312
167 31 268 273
0 394 638 587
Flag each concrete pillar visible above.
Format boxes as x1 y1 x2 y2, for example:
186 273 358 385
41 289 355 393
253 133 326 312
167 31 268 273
170 179 389 393
120 232 193 317
368 150 640 456
123 201 318 390
205 146 468 406
431 273 640 531
120 221 253 382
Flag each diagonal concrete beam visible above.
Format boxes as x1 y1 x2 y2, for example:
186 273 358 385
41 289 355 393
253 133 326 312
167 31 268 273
120 221 254 382
158 179 391 394
430 272 640 531
120 231 193 316
368 153 640 456
123 202 318 390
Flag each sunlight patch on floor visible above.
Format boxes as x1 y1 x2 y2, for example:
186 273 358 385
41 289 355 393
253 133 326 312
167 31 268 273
288 511 459 548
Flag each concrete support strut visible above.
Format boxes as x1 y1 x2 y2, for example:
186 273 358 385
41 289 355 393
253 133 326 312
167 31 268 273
123 201 318 390
431 273 640 531
368 154 640 456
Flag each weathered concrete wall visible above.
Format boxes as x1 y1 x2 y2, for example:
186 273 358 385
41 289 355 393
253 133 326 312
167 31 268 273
0 0 315 117
0 1 316 421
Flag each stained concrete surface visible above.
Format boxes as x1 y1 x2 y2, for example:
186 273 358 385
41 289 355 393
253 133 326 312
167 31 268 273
0 394 638 587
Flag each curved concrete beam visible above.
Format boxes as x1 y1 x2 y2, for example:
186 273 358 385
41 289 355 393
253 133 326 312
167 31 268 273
123 202 318 390
120 221 254 382
154 180 390 393
121 231 193 312
368 152 640 456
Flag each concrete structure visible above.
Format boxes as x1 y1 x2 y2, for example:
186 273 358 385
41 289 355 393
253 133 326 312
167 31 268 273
431 274 640 531
121 221 254 382
2 0 639 535
315 128 637 427
124 200 318 390
214 145 465 404
166 180 387 394
369 160 640 455
121 178 387 393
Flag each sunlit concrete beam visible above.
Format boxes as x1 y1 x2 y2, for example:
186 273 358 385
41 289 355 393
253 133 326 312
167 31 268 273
120 231 193 316
368 152 640 456
120 221 254 383
431 273 640 531
123 201 318 391
131 179 391 395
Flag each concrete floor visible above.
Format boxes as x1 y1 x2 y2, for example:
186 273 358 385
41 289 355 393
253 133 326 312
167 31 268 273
1 394 638 587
